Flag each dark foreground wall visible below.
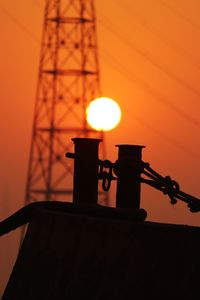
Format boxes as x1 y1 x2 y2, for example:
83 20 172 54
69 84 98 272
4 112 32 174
2 205 200 300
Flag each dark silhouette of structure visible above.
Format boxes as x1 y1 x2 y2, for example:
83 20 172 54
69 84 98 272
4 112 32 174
1 138 200 299
25 0 104 206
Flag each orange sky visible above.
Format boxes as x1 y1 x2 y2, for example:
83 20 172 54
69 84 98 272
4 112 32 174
0 0 200 295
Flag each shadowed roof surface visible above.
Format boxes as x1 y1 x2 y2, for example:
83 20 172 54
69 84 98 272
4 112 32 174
2 204 200 300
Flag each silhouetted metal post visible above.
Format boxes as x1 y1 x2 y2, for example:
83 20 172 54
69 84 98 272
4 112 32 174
72 138 101 205
116 145 145 209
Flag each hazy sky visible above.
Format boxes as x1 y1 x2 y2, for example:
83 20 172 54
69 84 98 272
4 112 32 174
1 0 200 295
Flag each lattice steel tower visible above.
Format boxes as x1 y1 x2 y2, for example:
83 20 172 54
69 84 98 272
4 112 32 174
25 0 105 204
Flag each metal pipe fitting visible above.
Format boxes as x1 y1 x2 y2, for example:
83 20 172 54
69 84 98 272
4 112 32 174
71 138 102 205
115 144 145 209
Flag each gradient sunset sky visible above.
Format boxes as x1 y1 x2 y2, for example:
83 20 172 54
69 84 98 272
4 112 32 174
0 0 200 294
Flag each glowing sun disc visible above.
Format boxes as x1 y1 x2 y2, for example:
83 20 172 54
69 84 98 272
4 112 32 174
86 97 121 131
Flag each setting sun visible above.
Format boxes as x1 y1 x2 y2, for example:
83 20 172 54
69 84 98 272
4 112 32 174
86 97 121 131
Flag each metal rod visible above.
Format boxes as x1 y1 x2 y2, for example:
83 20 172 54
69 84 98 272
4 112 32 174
72 138 101 205
115 144 145 209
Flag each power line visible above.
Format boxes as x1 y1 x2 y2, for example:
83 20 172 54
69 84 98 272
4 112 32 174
2 3 199 129
29 1 200 130
101 49 200 159
158 0 200 31
1 3 199 159
0 4 40 44
114 0 200 70
98 14 200 99
98 18 200 128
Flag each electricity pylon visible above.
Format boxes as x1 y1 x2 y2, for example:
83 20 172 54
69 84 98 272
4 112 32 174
25 0 105 204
